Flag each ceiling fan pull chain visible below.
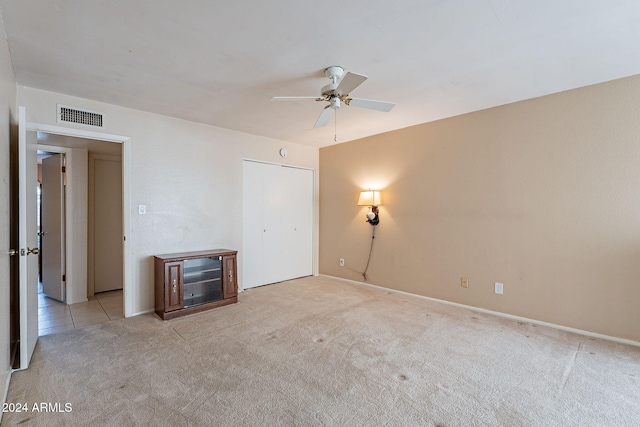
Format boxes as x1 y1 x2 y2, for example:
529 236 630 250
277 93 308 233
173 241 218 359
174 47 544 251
334 109 338 142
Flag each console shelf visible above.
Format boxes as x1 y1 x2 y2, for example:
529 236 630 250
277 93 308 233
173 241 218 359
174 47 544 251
154 249 238 320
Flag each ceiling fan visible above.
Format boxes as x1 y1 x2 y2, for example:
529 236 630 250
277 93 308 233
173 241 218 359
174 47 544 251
271 66 395 128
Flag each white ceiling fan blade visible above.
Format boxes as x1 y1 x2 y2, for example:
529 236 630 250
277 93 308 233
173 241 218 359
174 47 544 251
314 106 334 128
271 96 321 101
335 72 368 95
347 98 395 112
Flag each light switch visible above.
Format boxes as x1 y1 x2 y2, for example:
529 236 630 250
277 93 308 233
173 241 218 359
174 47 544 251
138 204 146 215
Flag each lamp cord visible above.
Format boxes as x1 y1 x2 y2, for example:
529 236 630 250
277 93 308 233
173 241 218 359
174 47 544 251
344 224 376 281
362 224 376 281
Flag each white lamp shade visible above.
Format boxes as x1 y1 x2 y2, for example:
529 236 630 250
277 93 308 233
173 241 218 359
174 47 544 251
357 190 381 206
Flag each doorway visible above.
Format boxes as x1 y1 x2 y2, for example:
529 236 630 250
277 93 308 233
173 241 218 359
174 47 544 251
36 134 124 335
38 151 65 302
11 109 132 369
88 153 123 295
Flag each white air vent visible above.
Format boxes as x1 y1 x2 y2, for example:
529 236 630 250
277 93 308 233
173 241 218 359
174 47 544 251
57 104 104 128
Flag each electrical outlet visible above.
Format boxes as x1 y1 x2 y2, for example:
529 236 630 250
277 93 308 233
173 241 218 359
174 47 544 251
495 282 504 295
339 258 345 267
461 277 469 288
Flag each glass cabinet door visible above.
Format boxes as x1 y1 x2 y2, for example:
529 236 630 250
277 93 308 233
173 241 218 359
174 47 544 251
182 257 222 307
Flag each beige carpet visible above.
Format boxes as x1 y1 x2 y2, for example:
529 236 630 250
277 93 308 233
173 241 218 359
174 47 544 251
3 276 639 426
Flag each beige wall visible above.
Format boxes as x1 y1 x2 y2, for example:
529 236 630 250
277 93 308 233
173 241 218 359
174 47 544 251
18 86 319 316
0 16 17 412
320 74 640 342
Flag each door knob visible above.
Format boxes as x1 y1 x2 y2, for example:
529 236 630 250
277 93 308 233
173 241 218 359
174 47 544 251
21 247 39 256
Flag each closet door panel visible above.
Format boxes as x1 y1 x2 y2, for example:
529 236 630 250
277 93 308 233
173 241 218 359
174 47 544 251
261 163 288 284
242 161 264 289
280 166 313 280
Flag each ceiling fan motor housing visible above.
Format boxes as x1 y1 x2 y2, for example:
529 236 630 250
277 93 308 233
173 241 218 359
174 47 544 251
324 66 344 82
322 66 344 98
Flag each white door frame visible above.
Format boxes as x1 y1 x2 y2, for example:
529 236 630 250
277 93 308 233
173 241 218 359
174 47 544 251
26 121 133 317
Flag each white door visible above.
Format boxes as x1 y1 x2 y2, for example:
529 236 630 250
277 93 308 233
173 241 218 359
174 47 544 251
17 106 39 369
41 153 65 301
242 161 313 289
280 166 313 279
242 161 264 288
261 164 286 284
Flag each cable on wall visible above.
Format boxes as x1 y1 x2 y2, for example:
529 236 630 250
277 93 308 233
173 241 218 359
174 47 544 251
344 224 376 281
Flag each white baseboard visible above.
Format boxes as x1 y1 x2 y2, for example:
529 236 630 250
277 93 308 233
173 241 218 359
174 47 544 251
321 274 640 348
128 308 155 318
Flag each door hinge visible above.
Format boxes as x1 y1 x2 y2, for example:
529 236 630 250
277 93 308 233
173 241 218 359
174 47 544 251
62 274 66 282
62 166 66 173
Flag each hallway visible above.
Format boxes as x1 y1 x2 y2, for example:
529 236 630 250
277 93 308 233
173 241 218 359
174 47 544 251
38 289 123 336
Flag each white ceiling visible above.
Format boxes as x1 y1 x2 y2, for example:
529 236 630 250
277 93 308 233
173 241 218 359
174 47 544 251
2 1 640 148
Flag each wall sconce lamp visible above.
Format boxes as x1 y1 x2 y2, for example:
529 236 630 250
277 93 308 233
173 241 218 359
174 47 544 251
357 190 381 226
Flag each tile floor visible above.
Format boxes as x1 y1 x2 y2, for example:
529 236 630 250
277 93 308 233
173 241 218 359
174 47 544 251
38 289 124 336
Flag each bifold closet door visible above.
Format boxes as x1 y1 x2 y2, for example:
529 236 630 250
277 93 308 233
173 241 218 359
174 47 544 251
243 161 264 289
243 161 313 289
